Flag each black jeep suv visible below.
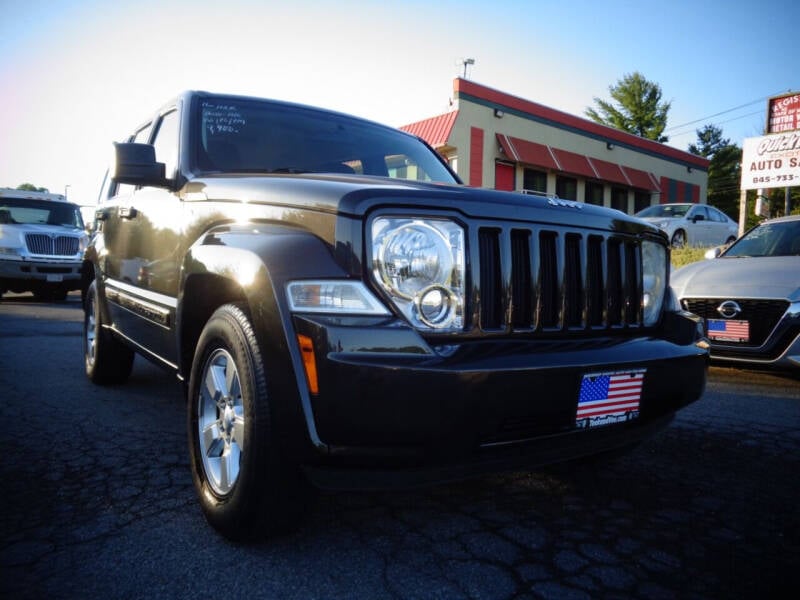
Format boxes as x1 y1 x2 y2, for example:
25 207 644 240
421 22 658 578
82 91 708 540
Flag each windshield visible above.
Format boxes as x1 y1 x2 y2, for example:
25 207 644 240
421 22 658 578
635 204 690 218
193 96 457 184
0 198 84 229
723 219 800 257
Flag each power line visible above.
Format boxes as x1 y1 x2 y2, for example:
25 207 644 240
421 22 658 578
668 109 766 140
664 90 789 133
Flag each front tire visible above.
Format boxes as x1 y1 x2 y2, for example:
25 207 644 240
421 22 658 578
187 303 310 540
671 229 687 248
83 281 134 384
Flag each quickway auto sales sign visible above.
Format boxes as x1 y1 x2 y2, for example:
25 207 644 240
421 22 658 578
740 131 800 190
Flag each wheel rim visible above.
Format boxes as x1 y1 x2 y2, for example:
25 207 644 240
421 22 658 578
672 231 686 247
197 348 245 496
85 293 97 367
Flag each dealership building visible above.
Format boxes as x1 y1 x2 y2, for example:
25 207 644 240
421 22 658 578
401 78 709 215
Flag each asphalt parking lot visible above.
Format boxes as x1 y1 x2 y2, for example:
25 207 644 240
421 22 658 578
1 294 798 599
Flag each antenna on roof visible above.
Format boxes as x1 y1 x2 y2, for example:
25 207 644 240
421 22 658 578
461 58 475 79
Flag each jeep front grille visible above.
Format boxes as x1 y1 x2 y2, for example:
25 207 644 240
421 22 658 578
476 226 642 333
25 234 80 256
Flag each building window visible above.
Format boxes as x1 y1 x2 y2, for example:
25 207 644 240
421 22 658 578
584 181 604 206
634 191 651 213
611 187 628 213
556 175 577 200
523 168 547 193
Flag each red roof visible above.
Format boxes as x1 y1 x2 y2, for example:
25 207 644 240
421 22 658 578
400 111 458 148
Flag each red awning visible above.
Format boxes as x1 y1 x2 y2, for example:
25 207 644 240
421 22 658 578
497 134 661 191
550 148 598 180
400 111 458 148
621 165 660 191
587 157 630 187
496 134 559 170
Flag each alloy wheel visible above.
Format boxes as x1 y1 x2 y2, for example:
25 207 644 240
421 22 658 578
197 348 245 495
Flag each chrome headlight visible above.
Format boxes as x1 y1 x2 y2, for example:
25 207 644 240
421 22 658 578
642 240 667 326
371 217 465 331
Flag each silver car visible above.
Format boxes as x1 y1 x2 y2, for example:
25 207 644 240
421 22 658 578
671 214 800 371
635 203 738 248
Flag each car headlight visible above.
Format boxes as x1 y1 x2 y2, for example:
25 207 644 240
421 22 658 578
656 220 670 229
641 240 667 326
371 217 465 331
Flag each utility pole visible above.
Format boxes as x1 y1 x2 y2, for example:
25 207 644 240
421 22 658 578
785 186 791 216
738 190 747 237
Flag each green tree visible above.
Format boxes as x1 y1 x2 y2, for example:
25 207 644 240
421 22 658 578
16 183 49 193
585 72 671 142
688 124 741 220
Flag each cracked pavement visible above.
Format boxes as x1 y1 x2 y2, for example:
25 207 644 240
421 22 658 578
1 295 798 599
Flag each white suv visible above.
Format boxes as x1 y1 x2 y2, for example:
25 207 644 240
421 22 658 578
0 188 89 301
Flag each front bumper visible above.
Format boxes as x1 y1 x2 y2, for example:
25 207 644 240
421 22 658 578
290 310 708 487
683 299 800 370
0 256 83 287
708 327 800 370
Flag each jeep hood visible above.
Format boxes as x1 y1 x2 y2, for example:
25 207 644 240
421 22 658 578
187 174 657 235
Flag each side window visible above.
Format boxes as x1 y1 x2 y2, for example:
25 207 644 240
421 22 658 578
114 122 155 197
151 110 180 180
708 207 725 222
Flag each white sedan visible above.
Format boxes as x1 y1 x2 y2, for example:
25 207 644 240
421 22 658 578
670 214 800 370
635 203 738 248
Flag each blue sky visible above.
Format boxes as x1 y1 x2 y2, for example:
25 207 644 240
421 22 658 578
1 0 797 205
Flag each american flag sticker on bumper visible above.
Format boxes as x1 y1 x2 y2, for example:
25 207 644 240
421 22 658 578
576 369 645 428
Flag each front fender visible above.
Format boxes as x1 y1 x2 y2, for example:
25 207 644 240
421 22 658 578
180 223 348 457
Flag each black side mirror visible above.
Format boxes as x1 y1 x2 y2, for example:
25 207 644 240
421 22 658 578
112 143 168 188
692 214 705 222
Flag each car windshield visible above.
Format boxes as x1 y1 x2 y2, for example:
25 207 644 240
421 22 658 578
635 204 690 218
0 198 84 228
723 219 800 257
194 96 458 184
